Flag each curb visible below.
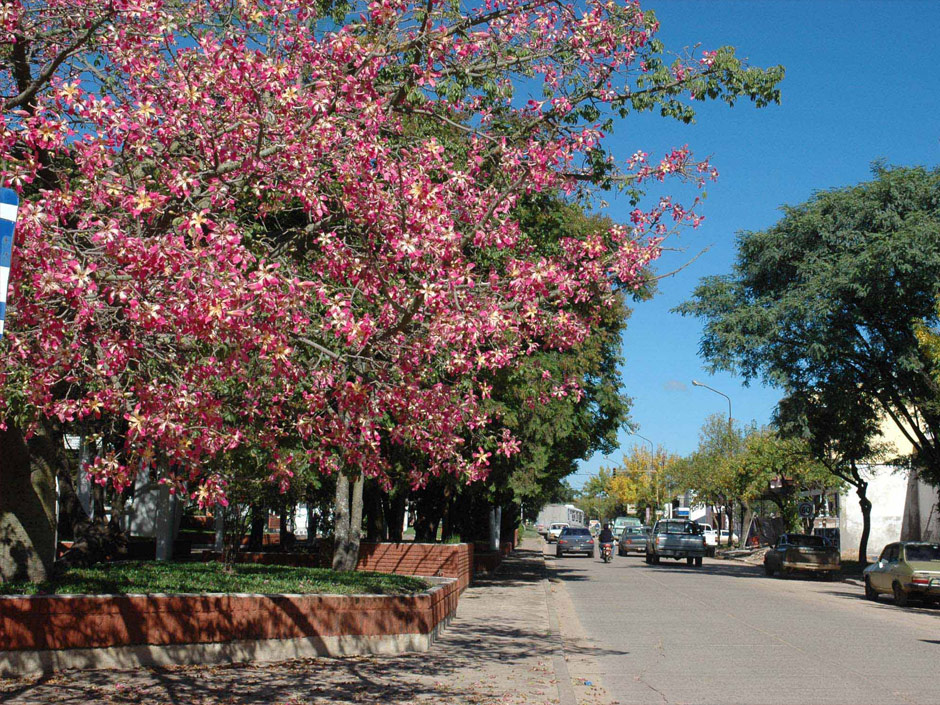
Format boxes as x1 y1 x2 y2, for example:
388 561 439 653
540 570 579 705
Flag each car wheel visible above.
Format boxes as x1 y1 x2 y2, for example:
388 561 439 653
644 553 651 564
764 563 775 577
556 549 562 558
695 556 703 567
686 557 694 566
893 581 909 607
586 551 592 558
652 555 660 565
864 577 878 601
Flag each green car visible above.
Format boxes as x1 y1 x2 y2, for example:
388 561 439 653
863 542 940 606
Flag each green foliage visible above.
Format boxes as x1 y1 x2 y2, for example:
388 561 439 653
678 166 940 487
477 193 634 517
672 414 841 531
0 561 428 596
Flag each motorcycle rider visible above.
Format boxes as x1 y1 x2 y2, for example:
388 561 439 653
598 523 615 558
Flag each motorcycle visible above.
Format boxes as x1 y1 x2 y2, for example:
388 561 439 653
601 542 613 563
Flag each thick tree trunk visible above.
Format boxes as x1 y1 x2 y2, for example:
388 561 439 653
0 420 56 583
332 471 350 569
332 472 363 571
364 479 385 542
384 489 405 543
488 505 501 552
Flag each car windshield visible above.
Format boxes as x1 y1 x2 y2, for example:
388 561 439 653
787 535 827 548
623 528 645 535
660 521 699 535
564 528 590 536
905 544 940 562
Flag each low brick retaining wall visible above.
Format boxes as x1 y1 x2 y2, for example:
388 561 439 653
0 578 458 676
210 542 476 592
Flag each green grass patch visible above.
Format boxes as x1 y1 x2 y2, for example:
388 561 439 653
0 562 429 597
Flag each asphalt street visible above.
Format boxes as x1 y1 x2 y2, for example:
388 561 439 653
545 546 940 705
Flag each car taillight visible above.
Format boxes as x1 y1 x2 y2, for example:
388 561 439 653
587 539 594 544
912 574 930 586
656 537 661 546
559 540 567 544
626 539 632 544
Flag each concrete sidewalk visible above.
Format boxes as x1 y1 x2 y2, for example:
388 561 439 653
1 538 605 705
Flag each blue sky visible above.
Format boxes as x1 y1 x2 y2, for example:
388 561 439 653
571 0 940 487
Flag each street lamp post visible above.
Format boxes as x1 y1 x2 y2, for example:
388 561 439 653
629 431 656 524
692 380 734 546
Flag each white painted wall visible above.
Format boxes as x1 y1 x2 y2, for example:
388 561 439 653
839 465 907 560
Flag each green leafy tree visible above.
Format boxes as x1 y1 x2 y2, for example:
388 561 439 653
776 387 893 560
672 414 747 545
678 166 940 490
732 428 842 541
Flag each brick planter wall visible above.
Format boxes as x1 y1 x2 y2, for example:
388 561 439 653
210 542 475 592
356 543 474 591
0 579 458 675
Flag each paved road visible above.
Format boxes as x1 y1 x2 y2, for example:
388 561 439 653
546 546 940 705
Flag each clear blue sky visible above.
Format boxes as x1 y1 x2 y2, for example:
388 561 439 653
572 0 940 487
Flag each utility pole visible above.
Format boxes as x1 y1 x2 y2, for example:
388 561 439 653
692 380 734 546
630 431 654 522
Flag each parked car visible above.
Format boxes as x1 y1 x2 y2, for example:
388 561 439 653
763 533 840 579
618 526 649 556
556 526 595 557
645 520 706 566
863 541 940 606
718 529 738 545
546 522 569 543
697 524 718 556
536 523 548 536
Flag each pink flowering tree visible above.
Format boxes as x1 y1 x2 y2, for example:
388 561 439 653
0 0 782 576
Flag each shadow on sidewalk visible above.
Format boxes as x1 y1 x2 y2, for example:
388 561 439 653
1 547 577 705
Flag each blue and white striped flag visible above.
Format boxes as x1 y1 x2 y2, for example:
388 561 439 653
0 187 19 340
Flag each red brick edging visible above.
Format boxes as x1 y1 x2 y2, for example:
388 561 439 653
0 578 458 653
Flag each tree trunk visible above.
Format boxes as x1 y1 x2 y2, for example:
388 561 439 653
856 477 872 563
332 472 363 571
384 489 405 543
739 502 754 549
364 479 385 542
0 419 56 583
248 505 265 550
488 505 501 552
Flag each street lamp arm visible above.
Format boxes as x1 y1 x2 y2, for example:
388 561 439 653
691 379 732 422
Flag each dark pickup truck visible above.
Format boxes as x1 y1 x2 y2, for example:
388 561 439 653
645 520 706 567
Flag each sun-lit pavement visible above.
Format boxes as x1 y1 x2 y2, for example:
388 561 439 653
545 544 940 705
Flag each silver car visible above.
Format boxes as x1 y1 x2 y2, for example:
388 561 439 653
618 526 649 556
556 527 595 557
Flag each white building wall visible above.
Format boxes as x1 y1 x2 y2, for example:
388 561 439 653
840 465 906 561
840 464 940 561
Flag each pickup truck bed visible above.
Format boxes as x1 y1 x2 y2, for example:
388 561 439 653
646 520 706 566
